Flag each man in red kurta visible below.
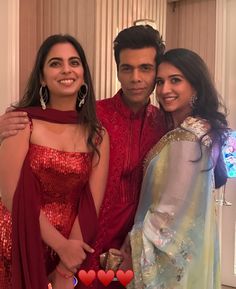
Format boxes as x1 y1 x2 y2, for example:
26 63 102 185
95 89 165 257
83 25 166 289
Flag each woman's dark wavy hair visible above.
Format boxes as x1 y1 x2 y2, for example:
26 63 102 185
17 34 102 158
158 48 229 188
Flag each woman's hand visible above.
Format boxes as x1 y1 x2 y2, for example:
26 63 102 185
56 238 94 272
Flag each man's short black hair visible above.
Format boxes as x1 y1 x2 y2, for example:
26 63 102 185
114 25 165 68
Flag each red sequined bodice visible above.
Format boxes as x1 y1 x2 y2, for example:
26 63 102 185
29 144 93 237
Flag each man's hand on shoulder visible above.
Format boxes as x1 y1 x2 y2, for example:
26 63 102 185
0 108 29 144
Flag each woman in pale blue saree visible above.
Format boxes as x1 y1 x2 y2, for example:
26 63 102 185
130 48 229 289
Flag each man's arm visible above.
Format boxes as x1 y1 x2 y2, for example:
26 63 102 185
0 109 29 144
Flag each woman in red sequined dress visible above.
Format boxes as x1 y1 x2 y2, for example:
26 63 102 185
0 34 109 289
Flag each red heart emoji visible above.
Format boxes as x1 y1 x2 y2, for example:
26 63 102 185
97 270 115 286
78 270 96 286
116 269 134 286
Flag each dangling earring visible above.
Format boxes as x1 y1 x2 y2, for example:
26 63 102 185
190 94 198 108
39 85 48 110
78 83 88 108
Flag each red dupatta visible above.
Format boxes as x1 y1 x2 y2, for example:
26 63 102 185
11 107 98 289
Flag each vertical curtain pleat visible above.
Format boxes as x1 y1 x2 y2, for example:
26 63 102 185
166 0 216 76
8 0 20 104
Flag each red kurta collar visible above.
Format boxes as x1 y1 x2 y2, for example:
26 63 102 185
113 89 150 120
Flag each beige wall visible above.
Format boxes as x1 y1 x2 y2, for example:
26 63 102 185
0 1 9 112
19 0 38 98
166 0 216 76
0 0 19 113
